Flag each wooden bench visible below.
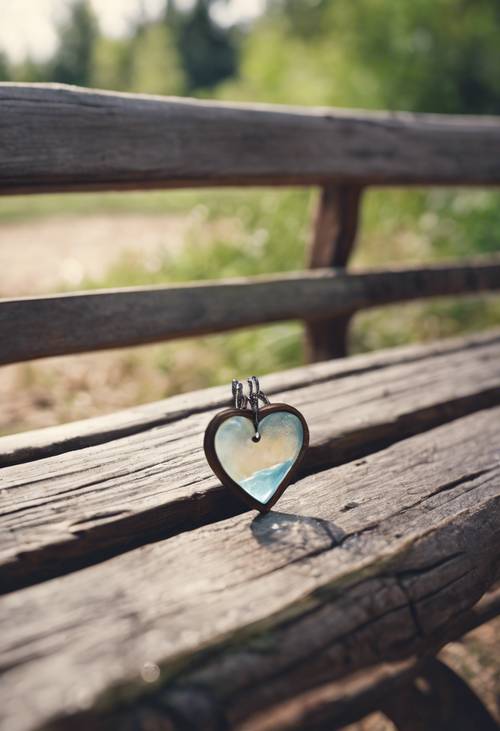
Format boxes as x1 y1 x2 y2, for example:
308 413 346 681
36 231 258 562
1 83 500 731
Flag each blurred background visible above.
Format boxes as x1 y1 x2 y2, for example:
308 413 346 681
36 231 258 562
1 0 500 437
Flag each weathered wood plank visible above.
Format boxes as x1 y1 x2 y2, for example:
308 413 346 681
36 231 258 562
1 259 499 364
242 588 500 731
2 85 500 193
3 328 497 467
1 332 499 593
1 330 494 467
305 184 363 361
1 407 499 731
245 659 421 731
308 186 363 270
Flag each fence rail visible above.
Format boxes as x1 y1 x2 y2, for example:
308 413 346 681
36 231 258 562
2 84 500 194
2 84 500 363
1 257 499 364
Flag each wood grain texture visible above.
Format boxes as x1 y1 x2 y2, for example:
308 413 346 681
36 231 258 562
1 328 497 468
241 588 500 731
305 184 363 360
1 331 499 593
308 186 363 269
1 406 499 731
2 258 499 365
2 84 500 193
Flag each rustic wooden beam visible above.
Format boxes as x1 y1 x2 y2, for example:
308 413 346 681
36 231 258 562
305 184 363 361
241 587 500 731
1 258 499 365
2 328 495 468
308 186 363 270
2 85 500 194
1 406 499 731
0 332 499 594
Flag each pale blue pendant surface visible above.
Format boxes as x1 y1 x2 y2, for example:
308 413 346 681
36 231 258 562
214 411 304 505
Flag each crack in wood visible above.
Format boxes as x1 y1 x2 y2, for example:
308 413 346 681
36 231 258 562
1 407 498 731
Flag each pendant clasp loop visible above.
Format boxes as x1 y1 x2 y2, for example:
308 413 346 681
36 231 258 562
232 379 248 410
231 376 270 441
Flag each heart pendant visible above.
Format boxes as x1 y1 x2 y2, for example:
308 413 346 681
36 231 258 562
204 379 309 513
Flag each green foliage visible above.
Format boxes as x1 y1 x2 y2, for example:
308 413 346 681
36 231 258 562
77 188 310 380
9 0 238 97
169 0 239 92
91 22 185 95
2 0 499 402
325 0 500 114
7 0 500 117
49 0 98 86
12 56 49 83
128 22 185 95
217 20 375 107
91 36 132 91
64 184 497 382
415 191 500 258
261 0 500 114
72 188 310 289
0 51 10 81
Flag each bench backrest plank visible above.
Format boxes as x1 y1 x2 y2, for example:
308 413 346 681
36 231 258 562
1 259 499 365
2 85 500 194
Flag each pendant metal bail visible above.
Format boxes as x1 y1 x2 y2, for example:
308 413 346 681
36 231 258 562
232 379 247 410
231 377 270 441
247 376 270 442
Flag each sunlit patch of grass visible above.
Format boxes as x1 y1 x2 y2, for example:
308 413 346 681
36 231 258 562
71 186 500 396
1 185 499 435
153 323 304 392
0 189 204 222
352 296 500 353
0 187 314 229
79 187 313 290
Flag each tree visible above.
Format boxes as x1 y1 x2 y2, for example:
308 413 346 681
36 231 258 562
128 22 185 95
49 0 99 87
91 36 133 92
168 0 238 92
0 52 10 81
12 56 49 83
327 0 500 114
266 0 500 115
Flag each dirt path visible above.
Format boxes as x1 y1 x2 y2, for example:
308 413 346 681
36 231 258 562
0 212 197 434
0 213 191 297
0 211 242 435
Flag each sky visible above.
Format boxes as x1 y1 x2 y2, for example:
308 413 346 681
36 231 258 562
0 0 265 62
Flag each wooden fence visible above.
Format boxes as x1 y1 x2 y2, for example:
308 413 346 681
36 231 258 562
1 84 499 363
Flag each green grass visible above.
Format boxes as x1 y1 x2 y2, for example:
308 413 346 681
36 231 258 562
0 187 310 228
3 186 500 403
0 189 500 432
84 186 500 377
0 189 201 222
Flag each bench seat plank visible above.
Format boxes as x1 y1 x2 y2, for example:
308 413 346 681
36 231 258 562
0 405 499 731
243 587 500 731
2 328 498 467
1 331 500 593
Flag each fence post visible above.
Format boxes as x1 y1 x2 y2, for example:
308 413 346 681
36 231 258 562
305 183 363 361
